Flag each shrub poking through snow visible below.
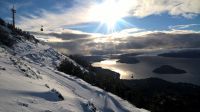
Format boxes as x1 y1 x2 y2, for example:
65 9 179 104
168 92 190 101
17 102 29 107
87 101 97 112
51 89 64 101
45 84 50 89
0 66 6 70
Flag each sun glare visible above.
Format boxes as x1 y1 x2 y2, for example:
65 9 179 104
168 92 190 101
100 59 117 65
89 0 130 33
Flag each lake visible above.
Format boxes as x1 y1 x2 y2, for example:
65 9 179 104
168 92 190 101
92 56 200 85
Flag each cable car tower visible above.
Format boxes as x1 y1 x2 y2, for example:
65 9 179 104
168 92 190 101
11 5 16 29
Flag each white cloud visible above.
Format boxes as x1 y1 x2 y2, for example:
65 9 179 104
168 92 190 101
17 7 91 32
131 0 200 18
169 24 200 30
17 0 98 32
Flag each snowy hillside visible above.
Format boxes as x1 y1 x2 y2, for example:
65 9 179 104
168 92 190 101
0 23 148 111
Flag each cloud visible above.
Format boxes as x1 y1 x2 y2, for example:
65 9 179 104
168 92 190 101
47 36 95 54
130 0 200 18
33 27 200 55
33 31 90 40
169 24 200 30
30 28 103 42
18 8 89 31
48 32 200 55
16 0 99 32
13 1 33 10
87 0 200 19
122 32 200 50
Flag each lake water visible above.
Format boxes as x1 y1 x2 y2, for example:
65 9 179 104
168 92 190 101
92 59 134 79
92 57 200 85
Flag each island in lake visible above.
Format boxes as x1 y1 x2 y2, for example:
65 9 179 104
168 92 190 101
153 65 187 74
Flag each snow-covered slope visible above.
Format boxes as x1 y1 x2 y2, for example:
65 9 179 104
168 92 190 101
0 24 148 112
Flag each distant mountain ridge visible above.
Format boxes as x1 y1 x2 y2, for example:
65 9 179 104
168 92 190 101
158 48 200 58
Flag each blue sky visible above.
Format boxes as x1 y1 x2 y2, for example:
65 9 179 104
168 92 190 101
1 0 200 55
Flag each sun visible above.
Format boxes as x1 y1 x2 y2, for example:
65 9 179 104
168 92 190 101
94 1 122 27
89 0 129 33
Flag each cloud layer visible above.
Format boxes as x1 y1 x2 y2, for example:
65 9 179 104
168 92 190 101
36 29 200 55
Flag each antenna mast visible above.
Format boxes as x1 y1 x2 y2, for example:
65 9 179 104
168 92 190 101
11 5 16 29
